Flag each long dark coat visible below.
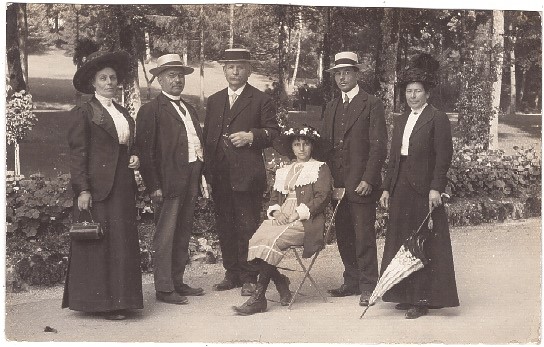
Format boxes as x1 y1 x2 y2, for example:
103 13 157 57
63 97 143 312
203 83 279 192
320 88 388 203
136 93 204 198
380 104 459 308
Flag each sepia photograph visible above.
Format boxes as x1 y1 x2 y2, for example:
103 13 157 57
3 0 542 344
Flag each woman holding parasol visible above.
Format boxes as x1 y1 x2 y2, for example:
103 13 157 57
379 53 459 319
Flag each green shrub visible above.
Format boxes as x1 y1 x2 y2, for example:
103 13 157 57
447 141 541 199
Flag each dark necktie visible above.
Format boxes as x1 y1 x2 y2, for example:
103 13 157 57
168 98 186 116
343 94 349 111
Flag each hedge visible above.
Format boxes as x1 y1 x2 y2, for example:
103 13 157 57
5 144 541 291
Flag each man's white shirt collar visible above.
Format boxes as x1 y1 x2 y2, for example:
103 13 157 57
162 91 181 101
228 83 247 96
342 84 359 103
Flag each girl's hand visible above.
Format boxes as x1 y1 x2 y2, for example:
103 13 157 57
128 155 140 169
78 191 92 210
380 191 390 210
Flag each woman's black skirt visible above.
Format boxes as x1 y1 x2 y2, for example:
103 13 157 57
62 146 143 312
380 157 459 308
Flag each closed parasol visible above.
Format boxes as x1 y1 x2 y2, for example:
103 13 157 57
360 193 449 318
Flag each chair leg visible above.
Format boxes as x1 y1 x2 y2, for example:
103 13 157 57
288 248 327 309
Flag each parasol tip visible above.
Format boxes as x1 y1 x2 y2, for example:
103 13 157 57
359 305 371 319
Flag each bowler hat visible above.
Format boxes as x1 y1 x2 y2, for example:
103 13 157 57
73 50 129 94
218 48 258 63
273 125 332 161
149 54 194 76
325 52 365 72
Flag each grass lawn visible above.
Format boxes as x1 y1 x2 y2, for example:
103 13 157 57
8 106 541 177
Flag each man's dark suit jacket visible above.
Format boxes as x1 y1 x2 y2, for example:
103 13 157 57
203 83 279 192
136 93 204 198
321 88 388 203
382 104 453 196
68 97 136 201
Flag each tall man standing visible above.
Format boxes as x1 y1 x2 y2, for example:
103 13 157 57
137 54 205 305
321 52 387 306
203 48 279 296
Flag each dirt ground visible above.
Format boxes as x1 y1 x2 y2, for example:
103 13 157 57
4 217 541 344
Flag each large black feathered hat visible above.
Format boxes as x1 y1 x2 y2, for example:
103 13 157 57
398 53 439 89
73 50 130 94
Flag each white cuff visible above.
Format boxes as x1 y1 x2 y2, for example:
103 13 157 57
267 204 281 219
296 203 311 220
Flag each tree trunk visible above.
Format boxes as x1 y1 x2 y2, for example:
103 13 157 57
117 6 141 119
182 31 188 65
489 10 504 150
321 7 332 115
199 5 205 109
375 8 399 138
507 23 517 114
290 16 303 92
6 3 26 93
18 4 29 90
277 6 289 108
317 52 323 84
229 4 234 49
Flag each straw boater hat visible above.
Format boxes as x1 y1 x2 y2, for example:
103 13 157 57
149 54 194 76
73 50 129 94
398 53 439 89
218 48 258 64
273 125 332 161
325 51 365 72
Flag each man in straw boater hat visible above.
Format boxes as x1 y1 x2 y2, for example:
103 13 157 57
203 48 280 296
136 54 205 305
320 51 387 306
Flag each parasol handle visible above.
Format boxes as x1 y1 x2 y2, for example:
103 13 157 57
359 305 371 319
413 193 450 237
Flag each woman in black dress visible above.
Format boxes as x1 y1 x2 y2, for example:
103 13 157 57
379 54 459 319
62 50 143 320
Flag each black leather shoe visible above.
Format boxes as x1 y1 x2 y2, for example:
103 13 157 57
241 282 256 296
156 291 189 305
405 305 429 319
104 310 127 320
328 284 361 297
175 283 205 296
395 303 412 310
358 291 374 306
213 278 242 291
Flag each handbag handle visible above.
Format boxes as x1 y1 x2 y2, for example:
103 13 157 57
77 209 95 223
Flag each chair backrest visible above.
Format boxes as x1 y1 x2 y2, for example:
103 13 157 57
323 187 345 245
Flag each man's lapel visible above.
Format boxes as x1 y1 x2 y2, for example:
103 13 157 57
158 93 184 123
342 89 368 137
227 84 252 125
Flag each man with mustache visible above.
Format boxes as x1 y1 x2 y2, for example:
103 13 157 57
203 48 279 296
320 51 387 307
137 54 205 305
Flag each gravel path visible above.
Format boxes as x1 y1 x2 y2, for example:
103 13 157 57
5 218 541 343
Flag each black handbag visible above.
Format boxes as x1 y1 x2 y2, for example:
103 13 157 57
69 209 103 240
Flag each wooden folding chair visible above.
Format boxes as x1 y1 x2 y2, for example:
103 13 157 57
284 187 346 309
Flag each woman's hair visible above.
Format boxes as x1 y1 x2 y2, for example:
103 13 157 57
405 80 431 93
